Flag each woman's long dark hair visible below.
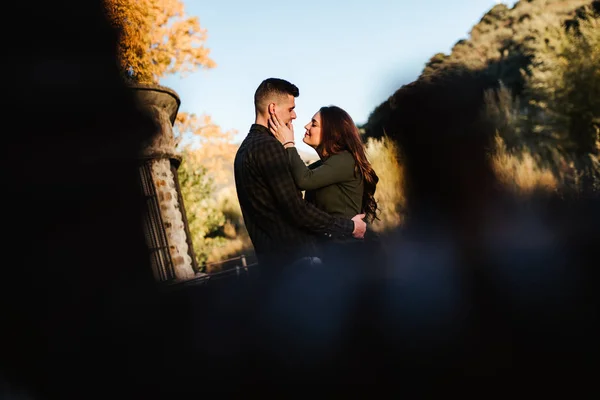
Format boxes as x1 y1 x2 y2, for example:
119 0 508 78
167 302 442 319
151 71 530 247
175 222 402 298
318 105 379 222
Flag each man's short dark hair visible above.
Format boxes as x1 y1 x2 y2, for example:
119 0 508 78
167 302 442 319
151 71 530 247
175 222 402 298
254 78 299 111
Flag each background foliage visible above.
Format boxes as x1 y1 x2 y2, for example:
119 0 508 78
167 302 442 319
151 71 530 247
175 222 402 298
106 0 600 270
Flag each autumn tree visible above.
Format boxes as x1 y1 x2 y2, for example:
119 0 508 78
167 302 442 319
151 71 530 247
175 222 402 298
104 0 215 83
177 149 226 265
104 0 243 265
103 0 227 143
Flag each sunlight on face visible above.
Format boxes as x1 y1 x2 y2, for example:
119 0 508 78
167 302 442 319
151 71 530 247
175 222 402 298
274 94 297 125
303 111 322 149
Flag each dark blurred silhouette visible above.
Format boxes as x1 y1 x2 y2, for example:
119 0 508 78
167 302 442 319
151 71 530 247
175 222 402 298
371 68 598 382
1 2 597 398
2 1 163 398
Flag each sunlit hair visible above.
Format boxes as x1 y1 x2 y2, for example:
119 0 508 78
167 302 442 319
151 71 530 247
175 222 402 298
318 105 379 222
254 77 299 113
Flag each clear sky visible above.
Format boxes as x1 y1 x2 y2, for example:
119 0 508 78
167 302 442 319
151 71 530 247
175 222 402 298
161 0 518 155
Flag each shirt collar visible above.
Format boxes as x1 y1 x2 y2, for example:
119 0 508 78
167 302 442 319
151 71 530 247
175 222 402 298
250 123 272 136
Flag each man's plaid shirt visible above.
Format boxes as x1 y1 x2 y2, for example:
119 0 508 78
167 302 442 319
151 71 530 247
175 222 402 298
234 124 354 267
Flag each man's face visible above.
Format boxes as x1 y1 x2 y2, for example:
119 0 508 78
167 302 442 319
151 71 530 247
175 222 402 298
271 94 297 125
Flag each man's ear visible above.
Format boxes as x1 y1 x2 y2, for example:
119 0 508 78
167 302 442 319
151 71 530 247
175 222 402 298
268 103 275 115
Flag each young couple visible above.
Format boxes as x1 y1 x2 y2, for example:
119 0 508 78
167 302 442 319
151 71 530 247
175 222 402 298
234 78 379 273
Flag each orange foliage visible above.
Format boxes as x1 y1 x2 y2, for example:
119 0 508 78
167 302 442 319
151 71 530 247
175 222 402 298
175 113 238 186
106 0 232 192
104 0 215 84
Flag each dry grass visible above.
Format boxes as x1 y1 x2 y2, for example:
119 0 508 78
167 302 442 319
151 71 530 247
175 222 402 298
365 136 406 233
198 136 407 267
195 132 571 269
204 234 254 273
204 186 255 271
491 134 558 194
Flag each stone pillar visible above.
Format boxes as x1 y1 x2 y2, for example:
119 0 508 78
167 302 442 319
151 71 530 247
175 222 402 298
130 83 198 282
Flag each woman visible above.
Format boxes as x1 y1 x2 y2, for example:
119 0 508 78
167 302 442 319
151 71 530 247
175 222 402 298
269 105 380 263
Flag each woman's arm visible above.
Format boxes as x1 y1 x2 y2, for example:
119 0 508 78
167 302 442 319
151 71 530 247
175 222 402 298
286 147 355 191
255 137 356 238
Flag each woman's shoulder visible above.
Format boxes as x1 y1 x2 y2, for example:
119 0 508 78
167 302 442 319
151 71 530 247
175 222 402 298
329 150 355 165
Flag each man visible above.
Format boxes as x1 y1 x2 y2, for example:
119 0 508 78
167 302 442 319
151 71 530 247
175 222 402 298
234 77 366 271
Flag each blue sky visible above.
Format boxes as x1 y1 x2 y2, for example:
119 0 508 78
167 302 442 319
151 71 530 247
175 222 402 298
162 0 518 155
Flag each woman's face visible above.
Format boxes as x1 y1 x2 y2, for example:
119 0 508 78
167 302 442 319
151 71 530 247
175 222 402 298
303 111 322 149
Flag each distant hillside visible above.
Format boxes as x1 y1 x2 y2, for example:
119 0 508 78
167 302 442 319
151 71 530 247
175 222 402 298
363 0 598 139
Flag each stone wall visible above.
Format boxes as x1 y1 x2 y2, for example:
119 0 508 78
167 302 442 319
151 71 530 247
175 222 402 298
131 84 197 282
150 158 195 280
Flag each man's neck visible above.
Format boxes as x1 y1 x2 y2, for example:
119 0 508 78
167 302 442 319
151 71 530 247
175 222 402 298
254 115 268 128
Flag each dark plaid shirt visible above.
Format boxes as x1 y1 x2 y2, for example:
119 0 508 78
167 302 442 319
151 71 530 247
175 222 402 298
234 124 354 267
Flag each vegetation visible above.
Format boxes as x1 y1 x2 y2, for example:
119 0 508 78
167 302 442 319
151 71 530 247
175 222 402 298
364 0 600 205
104 0 244 269
365 137 405 232
104 0 215 84
106 0 599 269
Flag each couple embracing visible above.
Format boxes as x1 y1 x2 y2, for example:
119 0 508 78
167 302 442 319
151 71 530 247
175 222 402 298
234 78 381 276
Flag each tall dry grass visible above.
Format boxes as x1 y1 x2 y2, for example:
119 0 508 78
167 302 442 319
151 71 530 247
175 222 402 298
491 134 558 195
198 136 408 268
204 186 255 271
189 126 572 269
365 136 405 233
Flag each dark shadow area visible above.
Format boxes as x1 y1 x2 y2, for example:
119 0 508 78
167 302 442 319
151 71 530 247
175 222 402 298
356 65 598 384
2 1 166 398
0 2 597 398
